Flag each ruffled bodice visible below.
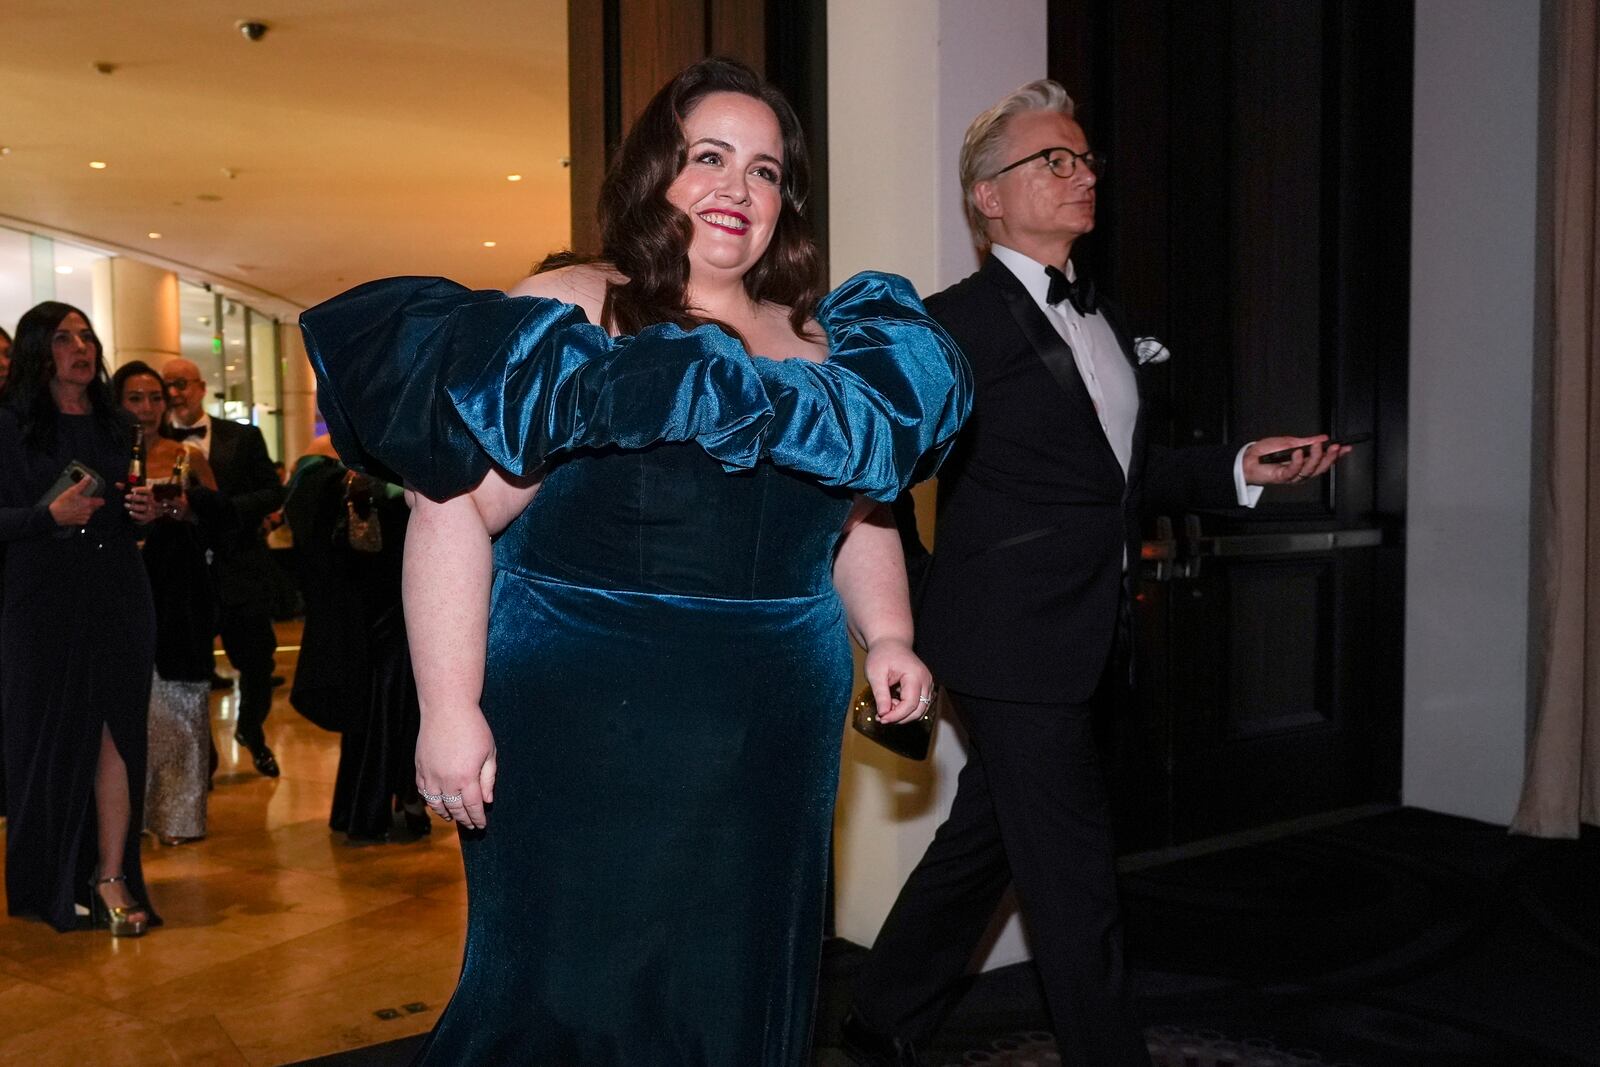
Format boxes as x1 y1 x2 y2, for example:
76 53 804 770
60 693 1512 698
300 271 971 505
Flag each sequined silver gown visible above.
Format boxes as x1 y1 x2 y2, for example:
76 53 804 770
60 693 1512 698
145 673 209 839
138 505 221 841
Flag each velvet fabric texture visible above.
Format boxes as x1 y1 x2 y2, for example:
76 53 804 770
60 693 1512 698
300 271 970 1066
0 409 158 931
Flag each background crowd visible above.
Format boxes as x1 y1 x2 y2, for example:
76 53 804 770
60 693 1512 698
0 301 424 941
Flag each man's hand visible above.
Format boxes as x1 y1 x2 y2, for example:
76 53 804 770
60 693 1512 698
1242 435 1349 487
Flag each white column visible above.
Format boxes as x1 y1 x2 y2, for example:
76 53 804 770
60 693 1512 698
278 321 318 465
93 257 180 369
1404 0 1544 823
828 0 1047 969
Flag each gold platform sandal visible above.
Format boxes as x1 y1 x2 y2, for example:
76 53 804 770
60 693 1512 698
90 874 149 938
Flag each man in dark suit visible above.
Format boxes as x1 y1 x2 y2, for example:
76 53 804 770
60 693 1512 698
162 357 285 777
840 81 1345 1067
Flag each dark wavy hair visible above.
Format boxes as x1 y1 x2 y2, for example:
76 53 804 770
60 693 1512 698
597 56 824 340
3 301 126 450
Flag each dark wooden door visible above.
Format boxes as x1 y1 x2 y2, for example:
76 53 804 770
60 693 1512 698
1051 0 1412 849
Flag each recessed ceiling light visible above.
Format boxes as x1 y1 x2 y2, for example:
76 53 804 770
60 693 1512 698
506 174 522 182
55 265 74 275
482 240 497 248
147 231 162 239
88 160 108 169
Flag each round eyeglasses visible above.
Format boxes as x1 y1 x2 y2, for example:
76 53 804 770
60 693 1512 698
993 145 1108 181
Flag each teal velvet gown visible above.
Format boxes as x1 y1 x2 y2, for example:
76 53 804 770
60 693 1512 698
301 272 970 1066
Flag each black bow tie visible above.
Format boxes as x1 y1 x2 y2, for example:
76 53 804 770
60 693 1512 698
1045 265 1096 317
167 423 207 441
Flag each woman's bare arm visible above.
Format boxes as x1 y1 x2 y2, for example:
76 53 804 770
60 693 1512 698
833 497 934 724
403 467 541 829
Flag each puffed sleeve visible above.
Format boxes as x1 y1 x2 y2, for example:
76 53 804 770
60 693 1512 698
300 277 775 500
751 271 973 502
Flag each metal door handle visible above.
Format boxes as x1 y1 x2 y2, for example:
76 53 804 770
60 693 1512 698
1189 528 1384 557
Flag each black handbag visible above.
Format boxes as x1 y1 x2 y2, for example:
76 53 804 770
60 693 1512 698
850 683 940 761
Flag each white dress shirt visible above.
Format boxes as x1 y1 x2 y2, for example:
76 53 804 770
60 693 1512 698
169 410 214 459
989 244 1262 509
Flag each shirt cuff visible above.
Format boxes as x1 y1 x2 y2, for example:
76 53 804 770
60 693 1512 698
1234 445 1264 508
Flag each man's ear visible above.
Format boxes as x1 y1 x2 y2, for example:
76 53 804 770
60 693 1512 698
972 179 1005 224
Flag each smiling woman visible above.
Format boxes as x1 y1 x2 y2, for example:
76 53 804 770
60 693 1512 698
300 55 971 1067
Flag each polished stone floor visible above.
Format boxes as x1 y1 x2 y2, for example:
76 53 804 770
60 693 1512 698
0 625 466 1066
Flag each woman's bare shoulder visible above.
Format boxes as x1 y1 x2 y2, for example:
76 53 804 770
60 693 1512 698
506 263 625 322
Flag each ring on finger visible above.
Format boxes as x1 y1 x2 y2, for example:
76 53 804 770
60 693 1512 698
420 788 443 803
440 792 464 804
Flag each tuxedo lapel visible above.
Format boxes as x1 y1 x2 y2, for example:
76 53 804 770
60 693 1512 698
208 421 239 488
984 258 1099 418
982 256 1121 467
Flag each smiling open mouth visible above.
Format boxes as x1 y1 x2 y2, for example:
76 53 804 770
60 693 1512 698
700 211 749 234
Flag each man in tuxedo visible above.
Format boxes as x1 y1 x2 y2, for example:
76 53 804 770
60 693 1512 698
162 357 285 777
840 81 1345 1067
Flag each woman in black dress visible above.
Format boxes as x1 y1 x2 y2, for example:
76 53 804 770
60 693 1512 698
0 302 161 936
285 443 425 843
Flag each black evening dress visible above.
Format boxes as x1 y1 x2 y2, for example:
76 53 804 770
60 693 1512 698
302 272 971 1066
0 407 158 931
286 456 421 841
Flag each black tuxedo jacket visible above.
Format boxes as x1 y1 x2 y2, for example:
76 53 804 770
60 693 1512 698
912 255 1237 705
198 418 284 611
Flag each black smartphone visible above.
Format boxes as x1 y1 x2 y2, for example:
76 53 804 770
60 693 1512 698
1258 432 1372 465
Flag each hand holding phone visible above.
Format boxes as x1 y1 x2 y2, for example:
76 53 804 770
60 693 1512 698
47 476 105 527
1258 432 1372 465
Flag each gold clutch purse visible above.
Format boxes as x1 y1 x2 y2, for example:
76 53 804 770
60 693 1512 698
850 684 939 761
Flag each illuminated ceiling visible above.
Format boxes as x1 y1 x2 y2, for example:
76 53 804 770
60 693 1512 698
0 1 570 318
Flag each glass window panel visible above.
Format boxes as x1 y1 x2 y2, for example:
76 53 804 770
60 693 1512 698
0 226 32 335
248 308 282 461
219 298 250 423
178 281 226 419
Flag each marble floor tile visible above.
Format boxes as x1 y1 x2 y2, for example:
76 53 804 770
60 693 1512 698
0 624 470 1064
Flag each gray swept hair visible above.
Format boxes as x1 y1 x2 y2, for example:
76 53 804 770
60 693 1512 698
959 79 1076 247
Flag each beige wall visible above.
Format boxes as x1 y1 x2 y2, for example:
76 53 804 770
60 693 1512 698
827 0 1047 969
1403 0 1544 823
